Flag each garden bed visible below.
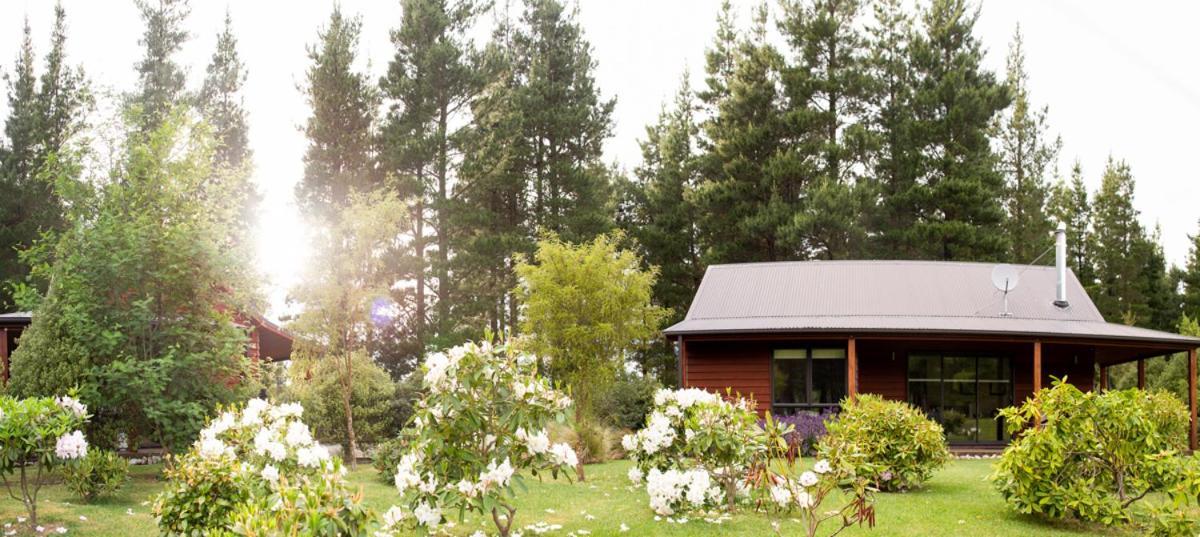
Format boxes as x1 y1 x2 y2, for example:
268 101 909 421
0 459 1128 536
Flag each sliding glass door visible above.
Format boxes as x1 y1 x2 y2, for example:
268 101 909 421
907 354 1012 443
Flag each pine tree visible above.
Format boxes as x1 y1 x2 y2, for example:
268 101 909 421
864 0 919 259
906 0 1010 261
1090 158 1147 324
778 0 872 259
695 4 797 263
132 0 190 133
0 6 89 309
297 6 379 220
515 0 614 242
1047 162 1094 285
1135 225 1179 331
623 77 703 382
197 10 258 232
1181 221 1200 319
995 25 1059 263
380 0 481 350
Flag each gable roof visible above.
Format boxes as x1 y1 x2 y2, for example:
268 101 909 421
663 260 1200 346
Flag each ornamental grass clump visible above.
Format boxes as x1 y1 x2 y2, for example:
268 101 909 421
622 388 765 514
376 339 579 537
818 394 950 491
153 399 372 535
60 449 129 502
991 380 1200 532
0 394 90 529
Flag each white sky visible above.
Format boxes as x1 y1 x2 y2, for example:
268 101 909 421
2 0 1198 320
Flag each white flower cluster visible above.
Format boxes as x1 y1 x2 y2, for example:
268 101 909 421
54 430 88 460
55 396 87 418
645 468 724 515
769 460 832 511
653 388 721 409
194 399 330 471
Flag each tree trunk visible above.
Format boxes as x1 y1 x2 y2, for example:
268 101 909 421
414 192 426 349
436 105 450 337
343 351 358 468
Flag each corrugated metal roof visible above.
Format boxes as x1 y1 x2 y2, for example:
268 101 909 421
663 260 1200 346
0 312 31 323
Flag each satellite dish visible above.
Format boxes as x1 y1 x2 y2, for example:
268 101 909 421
991 264 1020 317
991 264 1020 292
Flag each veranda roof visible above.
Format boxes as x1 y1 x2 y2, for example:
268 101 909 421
664 260 1200 348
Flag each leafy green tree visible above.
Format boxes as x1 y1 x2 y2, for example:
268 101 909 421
286 350 398 454
289 191 407 468
197 10 257 232
379 0 481 351
297 6 379 219
995 25 1059 263
9 111 256 454
515 232 668 478
132 0 190 133
1047 162 1094 285
695 5 797 263
905 0 1010 260
0 5 89 309
620 78 702 383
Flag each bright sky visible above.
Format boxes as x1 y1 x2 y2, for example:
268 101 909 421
2 1 1198 321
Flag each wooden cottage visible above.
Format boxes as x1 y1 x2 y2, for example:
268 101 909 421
664 229 1200 449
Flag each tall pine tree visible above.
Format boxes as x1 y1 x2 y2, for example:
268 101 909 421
1090 158 1148 324
906 0 1010 260
995 25 1059 263
0 6 89 309
1181 221 1200 320
297 6 379 219
380 0 481 350
1047 162 1094 285
132 0 190 133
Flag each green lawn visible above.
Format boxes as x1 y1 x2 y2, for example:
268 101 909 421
0 459 1128 536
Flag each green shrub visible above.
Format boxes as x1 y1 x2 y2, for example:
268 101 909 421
818 394 950 492
991 381 1198 530
287 351 398 453
596 373 660 430
0 394 90 530
372 436 407 481
61 449 129 502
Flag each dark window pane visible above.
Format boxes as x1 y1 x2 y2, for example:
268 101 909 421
811 352 846 404
908 354 940 380
943 379 977 442
908 381 941 421
945 356 976 382
773 350 806 405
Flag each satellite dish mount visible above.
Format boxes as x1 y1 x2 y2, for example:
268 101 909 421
991 264 1021 317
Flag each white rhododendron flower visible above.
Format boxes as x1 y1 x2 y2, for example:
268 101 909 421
197 436 227 460
296 445 329 468
799 471 819 488
54 430 88 460
381 505 406 528
394 453 422 492
550 443 578 468
260 464 279 483
628 466 644 484
645 468 723 515
813 459 831 474
271 402 303 419
479 458 515 490
285 421 313 447
515 428 550 455
795 490 814 508
241 398 268 426
620 433 638 452
770 485 792 507
413 502 441 528
55 396 87 418
423 352 452 392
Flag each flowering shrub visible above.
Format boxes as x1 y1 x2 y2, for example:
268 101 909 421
377 339 578 537
0 394 90 529
764 456 876 537
61 449 129 502
765 411 833 458
991 381 1197 530
623 388 765 513
153 399 372 535
818 394 949 491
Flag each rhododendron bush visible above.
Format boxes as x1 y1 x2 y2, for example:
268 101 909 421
763 452 876 537
622 388 764 513
153 399 372 535
378 339 578 537
0 394 90 529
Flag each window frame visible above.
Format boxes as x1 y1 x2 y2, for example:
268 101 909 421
906 352 1015 445
769 344 847 415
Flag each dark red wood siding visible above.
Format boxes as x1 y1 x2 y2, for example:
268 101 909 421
684 340 772 412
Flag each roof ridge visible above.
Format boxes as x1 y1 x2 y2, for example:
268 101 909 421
707 259 1057 270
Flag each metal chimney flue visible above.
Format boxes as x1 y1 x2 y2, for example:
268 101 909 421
1054 222 1069 308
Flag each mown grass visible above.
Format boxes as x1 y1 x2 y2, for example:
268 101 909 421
0 459 1130 536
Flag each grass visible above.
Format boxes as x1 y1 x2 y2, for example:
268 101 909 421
0 459 1131 536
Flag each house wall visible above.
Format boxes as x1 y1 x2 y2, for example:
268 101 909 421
681 336 1096 414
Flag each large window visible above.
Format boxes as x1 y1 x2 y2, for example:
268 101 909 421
772 347 846 415
908 354 1012 443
